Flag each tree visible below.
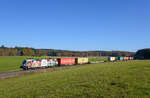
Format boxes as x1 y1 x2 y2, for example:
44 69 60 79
0 45 5 49
9 48 17 56
0 48 3 56
22 48 35 56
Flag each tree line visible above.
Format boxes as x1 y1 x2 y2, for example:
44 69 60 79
0 45 135 57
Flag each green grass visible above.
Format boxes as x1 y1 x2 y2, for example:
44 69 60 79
0 56 26 72
88 57 107 62
0 60 150 97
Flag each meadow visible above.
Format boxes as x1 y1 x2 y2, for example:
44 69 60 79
88 57 107 62
0 56 25 72
0 60 150 97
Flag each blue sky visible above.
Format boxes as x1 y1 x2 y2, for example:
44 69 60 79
0 0 150 52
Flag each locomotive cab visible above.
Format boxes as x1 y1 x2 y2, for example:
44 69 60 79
20 60 30 70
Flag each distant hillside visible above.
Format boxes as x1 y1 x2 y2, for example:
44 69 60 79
135 48 150 59
0 46 135 57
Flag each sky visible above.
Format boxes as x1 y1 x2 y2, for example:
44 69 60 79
0 0 150 52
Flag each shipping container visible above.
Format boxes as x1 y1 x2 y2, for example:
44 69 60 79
108 57 115 61
129 57 132 60
75 58 89 64
131 57 134 60
126 57 129 60
123 57 127 61
118 57 124 60
58 58 75 65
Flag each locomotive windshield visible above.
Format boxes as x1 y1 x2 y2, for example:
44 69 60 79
22 60 26 64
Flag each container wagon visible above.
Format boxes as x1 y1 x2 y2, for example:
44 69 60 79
127 57 129 60
118 57 124 61
128 57 132 60
75 58 89 64
131 57 134 60
108 57 116 62
115 57 118 61
58 58 75 65
123 57 127 61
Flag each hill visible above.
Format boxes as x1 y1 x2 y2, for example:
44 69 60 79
135 48 150 59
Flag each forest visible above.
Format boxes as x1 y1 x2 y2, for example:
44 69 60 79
0 45 135 57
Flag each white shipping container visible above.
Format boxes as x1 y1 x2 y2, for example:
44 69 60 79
108 57 115 61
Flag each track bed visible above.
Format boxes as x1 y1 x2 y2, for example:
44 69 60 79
0 64 92 79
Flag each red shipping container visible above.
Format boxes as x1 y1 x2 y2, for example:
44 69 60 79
123 57 127 60
58 58 75 65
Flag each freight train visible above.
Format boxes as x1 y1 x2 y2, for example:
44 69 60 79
20 56 134 70
108 57 134 62
21 58 89 70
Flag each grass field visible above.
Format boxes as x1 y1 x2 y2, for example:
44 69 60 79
0 60 150 97
0 56 26 72
0 56 107 72
88 57 107 62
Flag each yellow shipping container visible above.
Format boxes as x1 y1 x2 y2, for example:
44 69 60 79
76 58 89 64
